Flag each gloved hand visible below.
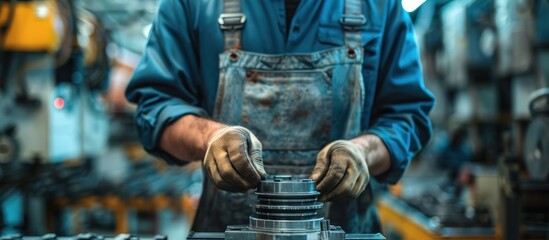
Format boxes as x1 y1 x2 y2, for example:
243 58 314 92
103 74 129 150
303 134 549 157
311 140 370 201
204 126 267 192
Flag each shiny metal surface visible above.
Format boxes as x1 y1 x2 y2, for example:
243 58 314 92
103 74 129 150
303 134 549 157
187 232 385 240
239 176 327 239
252 211 319 218
253 176 323 220
252 202 323 210
249 217 322 232
256 176 318 196
528 87 549 115
187 176 385 240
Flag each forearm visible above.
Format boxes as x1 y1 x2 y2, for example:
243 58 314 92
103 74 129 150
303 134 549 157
160 114 226 162
350 134 391 176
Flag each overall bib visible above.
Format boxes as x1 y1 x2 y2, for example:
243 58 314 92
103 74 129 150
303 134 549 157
193 0 380 233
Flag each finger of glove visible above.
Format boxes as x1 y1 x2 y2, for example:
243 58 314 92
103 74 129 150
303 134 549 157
311 145 332 182
348 150 369 199
355 158 370 198
217 153 256 190
224 131 261 186
248 133 267 180
320 175 355 202
349 173 367 199
204 154 219 184
210 168 246 191
321 162 359 201
316 149 349 194
205 152 248 192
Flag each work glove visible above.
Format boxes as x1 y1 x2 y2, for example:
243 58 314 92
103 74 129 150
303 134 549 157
204 126 267 192
311 140 370 201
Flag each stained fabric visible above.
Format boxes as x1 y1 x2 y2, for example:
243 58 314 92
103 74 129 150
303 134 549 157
125 0 434 188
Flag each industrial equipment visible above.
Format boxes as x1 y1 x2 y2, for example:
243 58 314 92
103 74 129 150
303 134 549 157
378 193 494 239
187 175 385 240
1 0 111 234
0 0 61 52
0 0 111 164
0 233 167 240
495 0 534 76
524 88 549 180
499 88 549 240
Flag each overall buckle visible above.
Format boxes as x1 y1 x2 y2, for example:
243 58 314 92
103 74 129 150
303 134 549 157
339 14 366 31
218 13 247 30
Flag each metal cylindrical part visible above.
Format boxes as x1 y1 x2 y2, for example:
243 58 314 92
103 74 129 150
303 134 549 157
257 177 318 196
249 175 325 234
320 219 330 240
249 217 323 232
190 175 385 239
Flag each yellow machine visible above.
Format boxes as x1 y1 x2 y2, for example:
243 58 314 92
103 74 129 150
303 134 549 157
0 0 60 52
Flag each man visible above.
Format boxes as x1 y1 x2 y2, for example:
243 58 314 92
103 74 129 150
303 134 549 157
125 0 435 234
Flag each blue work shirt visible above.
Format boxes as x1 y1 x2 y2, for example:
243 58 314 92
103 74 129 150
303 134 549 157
125 0 435 184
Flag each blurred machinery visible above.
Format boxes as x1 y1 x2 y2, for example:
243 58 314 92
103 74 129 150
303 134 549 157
0 0 60 52
378 0 549 239
523 89 549 181
439 0 503 159
188 175 385 240
378 193 494 240
0 0 110 235
0 0 110 164
496 1 549 239
0 233 168 240
1 0 204 237
499 88 549 240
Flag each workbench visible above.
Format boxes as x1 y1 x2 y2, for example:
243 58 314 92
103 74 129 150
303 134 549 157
377 194 495 240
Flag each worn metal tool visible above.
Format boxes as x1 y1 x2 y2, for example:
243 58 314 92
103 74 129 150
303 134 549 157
187 175 385 240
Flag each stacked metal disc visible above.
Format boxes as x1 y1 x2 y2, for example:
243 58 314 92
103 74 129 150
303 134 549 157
248 175 324 233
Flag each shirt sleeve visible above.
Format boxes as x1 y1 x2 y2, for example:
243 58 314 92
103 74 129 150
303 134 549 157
125 0 207 164
367 1 435 184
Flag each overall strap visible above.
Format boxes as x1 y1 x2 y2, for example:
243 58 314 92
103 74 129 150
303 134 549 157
218 0 246 50
340 0 366 48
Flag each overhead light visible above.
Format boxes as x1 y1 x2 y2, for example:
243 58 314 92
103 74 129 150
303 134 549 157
402 0 427 12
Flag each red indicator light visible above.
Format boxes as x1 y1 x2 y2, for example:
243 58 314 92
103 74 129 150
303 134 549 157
54 97 65 109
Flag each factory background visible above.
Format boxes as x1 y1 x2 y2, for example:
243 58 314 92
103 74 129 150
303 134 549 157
1 0 548 239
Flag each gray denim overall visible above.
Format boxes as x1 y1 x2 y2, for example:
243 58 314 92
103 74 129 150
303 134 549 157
193 0 380 233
